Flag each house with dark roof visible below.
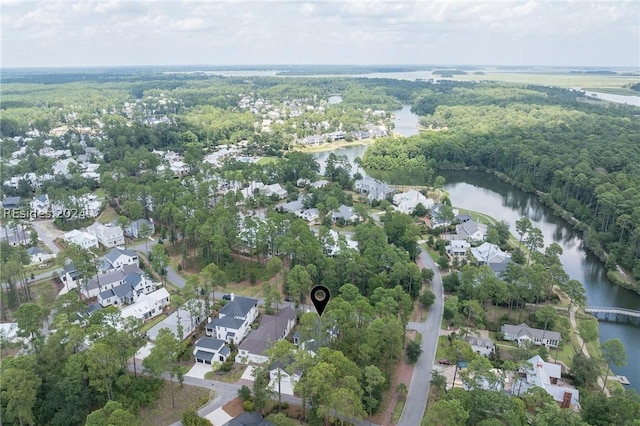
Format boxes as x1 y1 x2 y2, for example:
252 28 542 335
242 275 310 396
97 271 156 307
236 306 297 365
354 178 394 203
224 411 274 426
193 337 231 364
27 247 55 265
99 247 138 273
1 196 21 210
82 264 144 299
205 294 258 345
501 322 561 348
330 204 359 224
61 262 79 291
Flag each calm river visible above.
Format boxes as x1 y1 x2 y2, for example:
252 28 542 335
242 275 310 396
441 170 640 392
314 139 640 391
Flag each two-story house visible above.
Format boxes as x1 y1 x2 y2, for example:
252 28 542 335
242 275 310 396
86 222 125 248
120 287 170 321
97 271 156 307
205 294 258 345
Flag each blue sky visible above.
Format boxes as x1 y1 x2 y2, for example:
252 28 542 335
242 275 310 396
1 0 638 68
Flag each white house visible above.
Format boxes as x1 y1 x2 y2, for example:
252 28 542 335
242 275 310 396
27 247 55 265
100 247 138 272
0 224 31 246
147 300 208 341
456 220 488 242
82 264 144 299
263 183 288 199
446 240 471 257
465 335 495 357
471 242 511 265
63 229 99 250
205 295 258 345
30 194 50 215
193 337 231 364
514 355 580 408
87 222 125 248
236 306 297 365
392 190 434 214
354 178 394 202
97 271 156 307
52 194 102 219
120 287 170 321
501 323 561 348
330 205 359 224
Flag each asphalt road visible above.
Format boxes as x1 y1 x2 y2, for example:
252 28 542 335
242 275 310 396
32 220 61 255
397 247 444 426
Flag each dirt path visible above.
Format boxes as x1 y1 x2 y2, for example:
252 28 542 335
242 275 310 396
372 331 417 425
569 306 610 396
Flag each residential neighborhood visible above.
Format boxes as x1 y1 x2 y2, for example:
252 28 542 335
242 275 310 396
0 67 631 426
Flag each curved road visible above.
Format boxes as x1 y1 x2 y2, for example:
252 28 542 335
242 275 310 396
397 248 444 426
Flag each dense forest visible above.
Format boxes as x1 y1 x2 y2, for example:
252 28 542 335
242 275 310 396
363 83 640 286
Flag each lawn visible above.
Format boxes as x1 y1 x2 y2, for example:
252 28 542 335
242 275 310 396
136 382 213 426
435 335 449 360
256 156 279 165
391 399 406 424
98 205 119 224
204 363 246 383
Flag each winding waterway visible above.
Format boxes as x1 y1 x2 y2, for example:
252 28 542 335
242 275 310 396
441 171 640 392
311 89 640 391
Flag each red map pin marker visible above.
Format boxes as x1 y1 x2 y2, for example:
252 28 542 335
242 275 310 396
310 285 330 317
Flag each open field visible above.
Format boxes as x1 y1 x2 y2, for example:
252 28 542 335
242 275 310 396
452 72 639 90
256 156 279 165
293 139 375 153
137 383 212 426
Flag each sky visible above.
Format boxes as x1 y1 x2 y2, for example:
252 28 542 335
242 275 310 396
1 0 639 68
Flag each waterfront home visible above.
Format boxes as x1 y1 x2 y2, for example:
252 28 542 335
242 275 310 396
501 322 561 348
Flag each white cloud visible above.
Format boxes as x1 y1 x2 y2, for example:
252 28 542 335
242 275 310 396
0 0 638 67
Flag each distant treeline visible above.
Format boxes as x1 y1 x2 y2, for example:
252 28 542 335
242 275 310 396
363 82 640 284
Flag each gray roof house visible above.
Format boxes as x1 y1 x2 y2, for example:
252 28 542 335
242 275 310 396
330 204 359 223
193 337 231 364
501 322 562 348
102 247 138 271
465 335 495 357
205 295 258 345
83 264 143 299
456 220 488 242
354 178 394 202
1 196 21 210
236 306 297 365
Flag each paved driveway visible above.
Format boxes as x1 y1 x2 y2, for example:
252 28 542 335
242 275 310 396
186 363 213 380
205 408 233 426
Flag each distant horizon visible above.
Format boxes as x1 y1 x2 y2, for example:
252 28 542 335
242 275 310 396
2 64 639 72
